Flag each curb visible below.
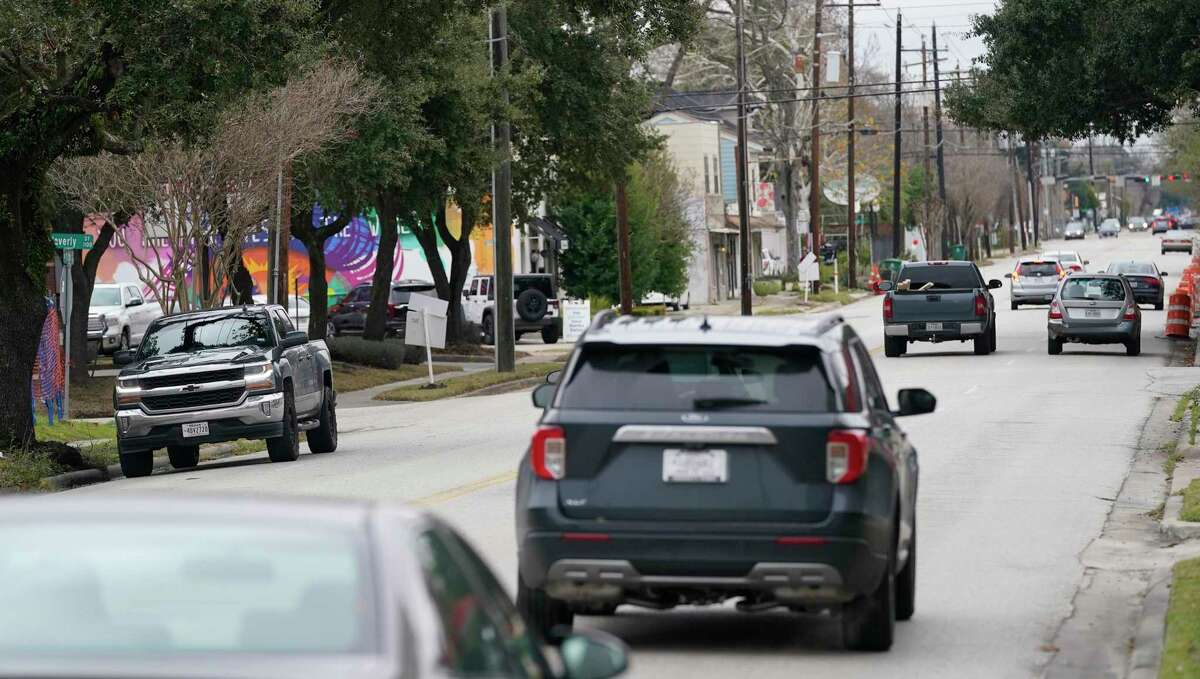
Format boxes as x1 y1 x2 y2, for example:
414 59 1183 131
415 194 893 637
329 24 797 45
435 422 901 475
1162 496 1200 540
1129 568 1173 679
40 441 246 491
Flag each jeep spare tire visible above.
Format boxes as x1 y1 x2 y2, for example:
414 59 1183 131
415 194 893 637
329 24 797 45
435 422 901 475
517 288 549 322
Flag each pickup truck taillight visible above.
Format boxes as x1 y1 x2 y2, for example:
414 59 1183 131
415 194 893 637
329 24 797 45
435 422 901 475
531 426 566 480
882 295 893 320
974 292 987 317
827 430 868 484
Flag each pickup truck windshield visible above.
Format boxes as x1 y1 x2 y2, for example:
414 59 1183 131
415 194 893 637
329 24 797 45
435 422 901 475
91 288 122 306
138 314 274 358
560 344 835 412
1061 278 1126 301
897 266 981 290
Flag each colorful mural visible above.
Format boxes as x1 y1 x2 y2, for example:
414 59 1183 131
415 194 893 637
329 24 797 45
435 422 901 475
83 204 498 305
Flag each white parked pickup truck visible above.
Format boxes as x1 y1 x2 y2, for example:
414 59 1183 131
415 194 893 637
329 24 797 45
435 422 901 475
87 283 162 354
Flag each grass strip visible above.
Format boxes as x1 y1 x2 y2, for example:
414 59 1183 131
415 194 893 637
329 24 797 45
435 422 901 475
376 362 564 402
1181 479 1200 523
1161 558 1200 678
332 362 454 393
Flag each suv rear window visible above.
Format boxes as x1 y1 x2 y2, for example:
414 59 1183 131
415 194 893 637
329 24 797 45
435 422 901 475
559 344 835 413
1018 262 1059 276
515 276 554 298
390 284 435 304
1061 278 1126 301
897 265 981 290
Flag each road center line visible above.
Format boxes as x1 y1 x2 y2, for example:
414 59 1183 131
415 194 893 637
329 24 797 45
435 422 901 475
411 470 518 507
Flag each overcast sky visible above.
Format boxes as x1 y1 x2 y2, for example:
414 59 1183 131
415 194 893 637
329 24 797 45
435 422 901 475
850 0 1000 79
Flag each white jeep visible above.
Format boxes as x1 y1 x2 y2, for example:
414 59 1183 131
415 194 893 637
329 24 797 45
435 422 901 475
464 274 563 344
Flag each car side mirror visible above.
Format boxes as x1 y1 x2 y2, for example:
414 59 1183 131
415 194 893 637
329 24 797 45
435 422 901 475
280 330 308 349
1003 273 1013 279
1162 272 1169 277
988 279 1003 289
1084 260 1091 265
126 298 143 307
532 383 556 409
113 350 135 367
559 631 629 679
877 280 894 292
895 388 936 417
546 369 562 385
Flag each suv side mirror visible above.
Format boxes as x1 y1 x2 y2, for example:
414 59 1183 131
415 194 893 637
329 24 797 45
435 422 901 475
1084 260 1091 265
532 383 556 409
1162 272 1169 277
559 631 629 679
877 280 894 292
895 388 936 417
113 350 135 367
988 279 1003 289
546 369 562 385
280 330 308 349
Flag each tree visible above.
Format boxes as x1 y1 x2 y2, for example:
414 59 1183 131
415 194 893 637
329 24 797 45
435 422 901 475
0 0 314 447
947 1 1200 141
944 155 1008 260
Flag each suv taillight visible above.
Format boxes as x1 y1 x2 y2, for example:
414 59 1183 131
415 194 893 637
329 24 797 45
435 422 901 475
827 430 869 484
1123 305 1137 321
1048 301 1063 320
974 292 987 317
531 426 566 480
882 295 893 320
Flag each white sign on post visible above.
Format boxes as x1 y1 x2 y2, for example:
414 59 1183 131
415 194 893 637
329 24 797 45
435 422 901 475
797 252 819 303
562 300 592 341
404 293 449 385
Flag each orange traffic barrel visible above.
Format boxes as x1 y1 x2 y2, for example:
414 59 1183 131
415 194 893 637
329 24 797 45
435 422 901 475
1168 293 1192 337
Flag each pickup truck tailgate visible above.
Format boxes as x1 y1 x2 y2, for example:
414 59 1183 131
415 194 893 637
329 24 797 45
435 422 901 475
891 291 977 321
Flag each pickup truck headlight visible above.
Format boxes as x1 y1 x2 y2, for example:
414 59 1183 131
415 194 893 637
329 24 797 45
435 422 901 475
244 364 276 392
115 377 141 405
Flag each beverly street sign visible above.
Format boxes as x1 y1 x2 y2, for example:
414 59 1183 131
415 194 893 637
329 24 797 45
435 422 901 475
51 232 94 250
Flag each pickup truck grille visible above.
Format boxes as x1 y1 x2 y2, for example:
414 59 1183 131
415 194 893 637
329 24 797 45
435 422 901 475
141 368 244 390
87 315 104 333
142 387 245 412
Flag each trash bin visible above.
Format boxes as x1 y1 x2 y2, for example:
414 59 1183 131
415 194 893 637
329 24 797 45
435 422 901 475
879 258 903 282
949 244 968 261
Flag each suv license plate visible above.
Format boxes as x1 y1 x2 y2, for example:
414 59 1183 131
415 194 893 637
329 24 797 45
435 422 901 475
1085 309 1101 318
182 422 209 438
925 322 943 331
663 449 728 483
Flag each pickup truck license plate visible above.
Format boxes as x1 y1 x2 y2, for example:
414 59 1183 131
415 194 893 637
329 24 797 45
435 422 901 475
663 449 727 483
1085 309 1101 318
925 322 943 331
182 422 209 438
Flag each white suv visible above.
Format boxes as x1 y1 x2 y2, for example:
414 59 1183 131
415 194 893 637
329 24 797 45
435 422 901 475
88 283 162 354
464 274 562 344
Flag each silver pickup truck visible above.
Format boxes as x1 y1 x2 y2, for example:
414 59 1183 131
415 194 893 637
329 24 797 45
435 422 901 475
879 261 1003 357
111 304 338 478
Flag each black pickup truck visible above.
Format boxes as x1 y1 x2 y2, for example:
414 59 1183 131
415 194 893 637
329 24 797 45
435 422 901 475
879 261 1004 357
112 305 338 478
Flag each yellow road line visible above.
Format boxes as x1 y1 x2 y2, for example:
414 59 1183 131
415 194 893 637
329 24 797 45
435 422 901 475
411 470 518 507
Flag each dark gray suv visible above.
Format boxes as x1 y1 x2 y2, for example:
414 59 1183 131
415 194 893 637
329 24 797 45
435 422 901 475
515 313 937 651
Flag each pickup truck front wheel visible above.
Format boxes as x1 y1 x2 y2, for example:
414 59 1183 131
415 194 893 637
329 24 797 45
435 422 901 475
266 387 300 463
120 450 154 478
883 336 906 358
307 386 338 454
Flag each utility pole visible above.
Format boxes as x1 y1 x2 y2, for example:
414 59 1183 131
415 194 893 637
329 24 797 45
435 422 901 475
1026 140 1039 247
891 10 903 258
1006 135 1017 254
735 0 752 315
931 24 949 255
809 0 824 258
902 37 937 256
1087 128 1099 230
490 4 515 372
956 63 966 146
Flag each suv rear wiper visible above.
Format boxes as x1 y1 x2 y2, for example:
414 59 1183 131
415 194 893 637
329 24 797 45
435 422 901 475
693 397 769 410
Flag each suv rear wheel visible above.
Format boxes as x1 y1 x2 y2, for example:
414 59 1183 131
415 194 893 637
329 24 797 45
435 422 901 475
1048 337 1063 355
482 313 495 345
167 444 200 469
541 325 560 344
842 544 896 651
896 524 916 621
516 575 573 644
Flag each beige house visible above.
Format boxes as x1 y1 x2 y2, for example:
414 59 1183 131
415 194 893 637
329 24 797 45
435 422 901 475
647 93 786 305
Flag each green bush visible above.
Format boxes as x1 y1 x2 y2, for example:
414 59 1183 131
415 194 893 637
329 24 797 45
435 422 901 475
630 305 666 317
327 337 417 369
753 280 783 297
588 295 615 316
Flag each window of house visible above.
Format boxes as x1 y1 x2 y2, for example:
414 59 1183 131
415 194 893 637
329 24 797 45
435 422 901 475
704 155 710 194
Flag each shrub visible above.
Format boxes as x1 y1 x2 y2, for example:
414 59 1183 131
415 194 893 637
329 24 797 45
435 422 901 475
753 280 782 297
588 295 615 316
630 305 666 317
327 337 417 369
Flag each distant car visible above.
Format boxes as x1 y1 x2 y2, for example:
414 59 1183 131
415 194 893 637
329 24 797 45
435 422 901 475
1047 274 1141 356
1040 250 1088 274
517 313 937 652
327 280 435 339
87 283 162 355
1152 217 1174 234
1098 219 1121 238
1128 216 1149 232
0 494 629 679
1105 260 1166 310
253 294 309 332
1007 259 1065 310
1161 229 1194 255
1064 222 1087 240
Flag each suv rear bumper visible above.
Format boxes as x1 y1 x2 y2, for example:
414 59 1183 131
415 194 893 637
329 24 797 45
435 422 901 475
515 316 562 333
116 391 284 453
1048 321 1138 344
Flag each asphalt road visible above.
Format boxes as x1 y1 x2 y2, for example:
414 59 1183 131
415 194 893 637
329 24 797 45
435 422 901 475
75 230 1185 678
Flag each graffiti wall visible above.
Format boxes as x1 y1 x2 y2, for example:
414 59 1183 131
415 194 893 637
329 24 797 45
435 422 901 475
84 204 499 305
